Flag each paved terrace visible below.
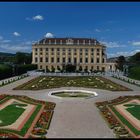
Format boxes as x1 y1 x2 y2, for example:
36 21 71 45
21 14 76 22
0 75 140 138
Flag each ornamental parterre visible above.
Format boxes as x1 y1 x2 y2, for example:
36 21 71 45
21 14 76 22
0 94 55 138
96 96 140 138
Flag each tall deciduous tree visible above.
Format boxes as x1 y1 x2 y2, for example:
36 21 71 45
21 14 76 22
116 55 126 71
15 52 32 64
129 52 140 64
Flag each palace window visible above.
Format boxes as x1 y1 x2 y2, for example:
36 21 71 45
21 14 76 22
46 57 48 62
40 57 43 62
51 57 54 63
102 58 105 63
35 57 38 63
80 58 82 63
85 48 88 52
74 58 77 64
68 58 71 63
97 58 99 63
63 58 65 63
85 58 88 63
91 58 94 63
57 58 60 63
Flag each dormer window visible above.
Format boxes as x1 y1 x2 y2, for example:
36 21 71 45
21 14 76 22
77 40 79 45
55 39 56 44
83 40 85 45
60 40 62 45
49 40 51 44
43 39 46 44
89 40 91 45
94 40 97 45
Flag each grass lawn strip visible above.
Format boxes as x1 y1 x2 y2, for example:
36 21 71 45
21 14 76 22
0 98 36 131
107 98 140 137
114 99 140 130
0 103 25 126
24 104 45 138
107 106 140 138
95 96 140 138
0 95 42 137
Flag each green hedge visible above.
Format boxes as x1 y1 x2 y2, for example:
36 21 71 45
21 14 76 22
0 64 13 80
128 66 140 80
15 64 37 75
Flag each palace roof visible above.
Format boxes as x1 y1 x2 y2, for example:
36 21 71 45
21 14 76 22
33 37 104 46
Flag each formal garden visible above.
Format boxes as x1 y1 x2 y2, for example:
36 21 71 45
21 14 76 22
13 76 131 91
96 95 140 138
0 95 55 138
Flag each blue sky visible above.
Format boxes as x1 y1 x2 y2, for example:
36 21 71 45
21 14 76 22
0 2 140 58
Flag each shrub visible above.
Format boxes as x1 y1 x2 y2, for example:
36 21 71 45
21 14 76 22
0 64 13 80
15 64 37 75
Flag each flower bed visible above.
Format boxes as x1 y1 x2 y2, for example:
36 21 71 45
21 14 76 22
0 95 56 138
13 76 131 91
95 96 137 138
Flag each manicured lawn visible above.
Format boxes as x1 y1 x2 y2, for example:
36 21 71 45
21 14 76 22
0 103 26 126
125 104 140 120
14 76 131 91
0 95 56 138
96 96 140 138
109 105 140 136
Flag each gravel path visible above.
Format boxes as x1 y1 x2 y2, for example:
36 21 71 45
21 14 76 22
0 75 140 138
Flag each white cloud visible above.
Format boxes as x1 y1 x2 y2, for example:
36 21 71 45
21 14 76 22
33 15 44 20
13 32 21 37
0 39 33 53
0 43 30 53
107 49 140 58
132 41 140 46
2 40 11 43
0 36 3 40
101 41 127 48
26 15 44 21
95 29 101 32
0 36 11 43
45 33 54 38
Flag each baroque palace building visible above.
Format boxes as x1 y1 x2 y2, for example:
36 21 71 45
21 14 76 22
32 37 116 72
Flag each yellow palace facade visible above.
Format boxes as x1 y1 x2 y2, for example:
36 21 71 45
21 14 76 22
32 38 116 72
